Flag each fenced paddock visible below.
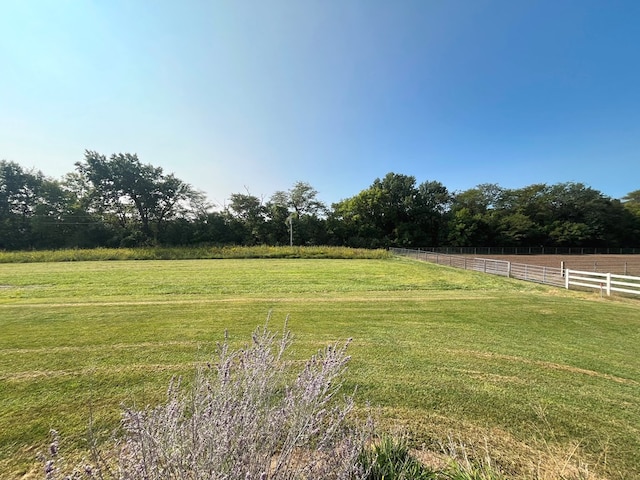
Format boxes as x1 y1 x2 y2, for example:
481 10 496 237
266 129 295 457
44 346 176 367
474 254 640 276
390 248 640 294
423 249 640 276
426 246 640 255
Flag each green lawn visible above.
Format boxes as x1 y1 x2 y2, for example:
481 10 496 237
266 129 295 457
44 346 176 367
1 257 639 478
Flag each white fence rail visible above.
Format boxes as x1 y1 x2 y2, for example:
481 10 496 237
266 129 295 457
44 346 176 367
565 269 640 297
510 263 565 287
390 248 640 294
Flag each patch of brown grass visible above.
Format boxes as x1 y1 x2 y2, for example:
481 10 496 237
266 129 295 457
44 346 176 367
371 407 606 480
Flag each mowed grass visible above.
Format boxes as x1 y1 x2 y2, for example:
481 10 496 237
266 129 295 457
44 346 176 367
1 257 639 478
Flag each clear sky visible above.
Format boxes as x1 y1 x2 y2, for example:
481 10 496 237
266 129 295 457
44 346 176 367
2 0 639 207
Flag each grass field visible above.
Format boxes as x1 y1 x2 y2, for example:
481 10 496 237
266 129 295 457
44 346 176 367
1 255 639 478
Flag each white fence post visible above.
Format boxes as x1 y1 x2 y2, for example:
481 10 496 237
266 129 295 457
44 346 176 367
565 269 570 289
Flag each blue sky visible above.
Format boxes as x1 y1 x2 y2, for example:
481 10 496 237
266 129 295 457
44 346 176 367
2 0 639 207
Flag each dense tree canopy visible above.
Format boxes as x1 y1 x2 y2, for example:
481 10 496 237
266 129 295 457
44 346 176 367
0 160 85 249
329 173 452 248
1 155 639 250
75 151 206 245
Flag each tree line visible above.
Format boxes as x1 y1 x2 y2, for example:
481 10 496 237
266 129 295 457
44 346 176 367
1 151 639 250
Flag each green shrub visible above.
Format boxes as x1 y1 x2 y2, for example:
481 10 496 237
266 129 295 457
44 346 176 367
358 435 437 480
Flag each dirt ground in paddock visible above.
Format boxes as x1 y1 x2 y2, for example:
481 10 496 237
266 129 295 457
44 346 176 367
469 254 640 276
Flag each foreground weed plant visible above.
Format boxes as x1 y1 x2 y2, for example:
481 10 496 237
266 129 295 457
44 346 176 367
41 319 370 479
359 435 437 480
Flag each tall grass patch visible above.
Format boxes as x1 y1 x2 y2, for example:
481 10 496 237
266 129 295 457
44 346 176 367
0 246 390 263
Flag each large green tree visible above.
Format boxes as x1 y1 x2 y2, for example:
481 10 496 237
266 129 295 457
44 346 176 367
412 180 451 246
268 182 328 245
0 160 86 249
448 184 505 246
544 183 626 246
330 173 415 247
0 160 43 249
329 173 451 248
75 151 205 244
225 192 268 245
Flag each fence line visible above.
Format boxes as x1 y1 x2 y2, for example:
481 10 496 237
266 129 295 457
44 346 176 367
565 270 640 297
422 246 640 255
390 248 577 290
392 247 640 296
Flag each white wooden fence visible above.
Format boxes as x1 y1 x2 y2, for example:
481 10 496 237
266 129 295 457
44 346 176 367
565 269 640 297
391 248 640 296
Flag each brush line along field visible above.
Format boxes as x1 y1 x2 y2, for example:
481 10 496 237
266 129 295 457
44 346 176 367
1 257 639 478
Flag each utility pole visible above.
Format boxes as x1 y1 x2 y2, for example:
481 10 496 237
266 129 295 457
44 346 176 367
286 213 296 246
